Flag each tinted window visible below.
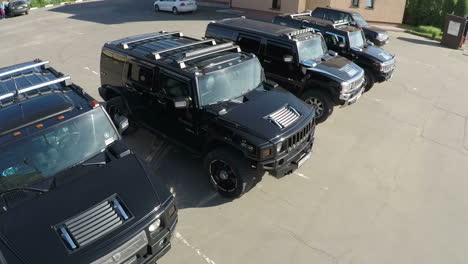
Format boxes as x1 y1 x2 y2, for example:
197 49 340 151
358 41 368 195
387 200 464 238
312 8 324 19
129 64 154 90
238 36 261 54
265 42 295 62
366 0 374 8
160 74 190 99
324 33 346 48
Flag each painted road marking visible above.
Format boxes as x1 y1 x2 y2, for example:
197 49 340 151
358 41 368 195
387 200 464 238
175 232 216 264
294 172 310 180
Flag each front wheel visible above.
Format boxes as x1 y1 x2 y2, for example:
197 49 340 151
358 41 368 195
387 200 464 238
25 10 28 14
363 71 375 92
172 7 179 15
204 148 262 198
106 97 137 135
154 4 159 12
301 90 333 124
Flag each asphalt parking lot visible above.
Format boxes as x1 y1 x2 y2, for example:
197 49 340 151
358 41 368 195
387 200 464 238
2 1 468 263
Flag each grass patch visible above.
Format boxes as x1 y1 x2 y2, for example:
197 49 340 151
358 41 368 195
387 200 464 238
399 24 443 40
30 0 76 8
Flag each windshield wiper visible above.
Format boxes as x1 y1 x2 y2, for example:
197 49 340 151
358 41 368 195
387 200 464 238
0 186 50 196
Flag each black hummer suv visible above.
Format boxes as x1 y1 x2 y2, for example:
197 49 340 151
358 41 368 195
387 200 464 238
311 7 389 46
273 14 396 91
206 17 365 123
0 60 177 264
98 31 315 198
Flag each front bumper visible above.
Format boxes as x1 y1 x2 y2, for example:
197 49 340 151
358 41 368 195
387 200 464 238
374 38 389 46
258 134 314 178
9 8 28 15
339 86 364 107
376 68 395 82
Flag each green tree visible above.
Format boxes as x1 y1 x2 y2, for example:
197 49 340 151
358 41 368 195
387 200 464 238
454 0 468 16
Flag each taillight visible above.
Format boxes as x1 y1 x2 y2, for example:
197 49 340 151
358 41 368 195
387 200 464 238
180 2 185 6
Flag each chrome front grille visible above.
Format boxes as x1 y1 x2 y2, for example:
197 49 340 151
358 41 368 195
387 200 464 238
266 105 302 129
283 121 314 152
58 197 131 250
350 75 365 91
382 59 395 73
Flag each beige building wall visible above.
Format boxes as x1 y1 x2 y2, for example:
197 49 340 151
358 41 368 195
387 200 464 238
305 0 331 11
328 0 406 23
231 0 302 13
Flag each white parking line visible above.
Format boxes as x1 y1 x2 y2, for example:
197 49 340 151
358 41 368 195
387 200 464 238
83 66 90 71
294 172 310 180
175 232 216 264
92 70 99 75
195 192 218 207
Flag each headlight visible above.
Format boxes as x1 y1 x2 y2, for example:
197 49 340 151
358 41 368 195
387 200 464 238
376 33 387 41
240 140 254 152
260 146 274 158
373 62 383 70
148 218 161 233
341 81 352 92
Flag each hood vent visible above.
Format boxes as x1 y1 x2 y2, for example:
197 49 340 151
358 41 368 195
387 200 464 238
57 197 132 251
266 105 301 129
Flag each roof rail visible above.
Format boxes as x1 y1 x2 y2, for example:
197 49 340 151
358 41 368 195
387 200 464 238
0 93 14 101
0 61 49 79
289 11 312 18
121 31 184 49
177 43 241 69
18 76 71 95
333 21 352 28
153 39 217 60
284 28 315 39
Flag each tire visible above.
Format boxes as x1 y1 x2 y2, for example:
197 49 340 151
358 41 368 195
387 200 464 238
363 70 375 92
204 148 262 198
154 4 159 12
106 96 137 135
172 7 179 15
301 89 333 124
25 10 28 14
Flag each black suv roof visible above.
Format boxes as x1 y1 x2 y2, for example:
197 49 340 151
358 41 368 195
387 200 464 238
278 13 361 33
314 7 360 15
212 17 321 42
0 60 96 143
105 31 254 75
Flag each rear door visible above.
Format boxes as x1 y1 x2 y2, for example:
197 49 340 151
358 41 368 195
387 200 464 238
124 61 157 121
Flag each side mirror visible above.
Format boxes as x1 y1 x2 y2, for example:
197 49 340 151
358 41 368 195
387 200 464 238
283 55 294 63
113 114 129 134
328 50 338 57
173 97 189 109
367 41 375 46
263 80 279 90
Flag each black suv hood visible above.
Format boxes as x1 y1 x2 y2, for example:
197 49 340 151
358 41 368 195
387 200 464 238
304 55 363 82
207 87 313 141
358 45 394 63
363 25 387 35
0 154 161 264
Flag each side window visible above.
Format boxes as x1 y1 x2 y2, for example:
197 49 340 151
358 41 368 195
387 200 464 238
351 0 359 7
160 74 190 99
366 0 374 8
265 42 295 63
324 33 346 48
312 8 324 19
128 64 154 90
238 36 261 54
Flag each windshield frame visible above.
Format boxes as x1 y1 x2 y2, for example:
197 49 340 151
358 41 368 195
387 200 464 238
297 37 328 62
351 14 368 27
0 107 120 193
348 30 366 49
195 57 265 107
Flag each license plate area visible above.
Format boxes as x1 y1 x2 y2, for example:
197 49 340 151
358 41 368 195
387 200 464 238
297 152 311 168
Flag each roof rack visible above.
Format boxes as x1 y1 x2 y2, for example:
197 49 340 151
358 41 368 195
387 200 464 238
153 39 217 60
289 11 312 18
333 21 353 28
121 31 184 49
177 43 241 69
0 76 71 101
283 28 315 39
0 61 49 79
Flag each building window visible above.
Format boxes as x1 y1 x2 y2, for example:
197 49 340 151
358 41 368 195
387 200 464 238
272 0 281 10
351 0 359 7
366 0 374 8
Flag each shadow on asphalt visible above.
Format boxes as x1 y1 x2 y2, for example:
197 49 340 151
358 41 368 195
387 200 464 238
123 128 231 210
396 36 445 48
48 0 239 25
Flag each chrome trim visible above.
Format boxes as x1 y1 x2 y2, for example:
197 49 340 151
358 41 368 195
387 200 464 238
18 76 71 94
112 199 129 220
59 227 77 249
0 61 49 78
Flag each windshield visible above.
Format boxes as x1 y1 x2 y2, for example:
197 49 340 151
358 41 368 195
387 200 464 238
351 14 368 27
349 30 366 48
297 38 328 61
197 58 264 106
0 108 118 193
